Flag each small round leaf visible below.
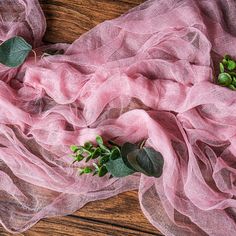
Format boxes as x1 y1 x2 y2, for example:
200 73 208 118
227 60 236 71
70 145 79 153
218 73 232 86
98 165 108 177
96 136 103 145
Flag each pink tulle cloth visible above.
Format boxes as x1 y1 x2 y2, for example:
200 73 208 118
0 0 236 235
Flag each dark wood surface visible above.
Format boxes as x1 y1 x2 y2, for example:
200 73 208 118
39 0 146 43
0 191 162 236
1 1 164 235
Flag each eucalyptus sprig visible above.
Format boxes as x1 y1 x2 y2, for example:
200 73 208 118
217 54 236 90
70 136 164 178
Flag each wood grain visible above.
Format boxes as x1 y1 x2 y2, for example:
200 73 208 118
0 191 162 236
39 0 145 43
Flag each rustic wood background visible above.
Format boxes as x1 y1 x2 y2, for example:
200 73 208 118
40 0 146 43
1 0 164 235
0 191 162 236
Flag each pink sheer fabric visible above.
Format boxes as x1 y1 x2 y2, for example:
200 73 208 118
0 0 236 234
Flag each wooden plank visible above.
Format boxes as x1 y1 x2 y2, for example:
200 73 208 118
39 0 146 43
24 216 158 236
0 191 162 236
73 190 160 235
0 216 158 236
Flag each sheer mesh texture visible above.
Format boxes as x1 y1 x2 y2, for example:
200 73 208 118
0 0 236 235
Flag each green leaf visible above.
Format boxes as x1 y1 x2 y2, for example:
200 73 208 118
105 157 135 177
84 142 93 150
232 77 236 86
96 136 110 153
121 142 139 171
85 154 92 162
110 147 121 160
227 60 236 71
218 73 232 86
98 155 110 166
96 136 103 145
219 63 224 73
126 149 149 174
79 166 93 175
98 165 108 177
222 58 228 65
0 36 32 67
91 148 101 159
228 84 236 90
70 145 79 153
74 155 84 162
127 147 164 178
83 167 93 174
224 54 231 60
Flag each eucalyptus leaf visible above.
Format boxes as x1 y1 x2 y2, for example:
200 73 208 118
84 142 93 150
96 136 103 145
228 84 236 90
222 58 228 65
83 167 93 174
121 142 139 171
218 73 232 86
91 148 101 159
85 154 92 162
96 136 110 152
126 149 149 174
219 63 224 73
110 147 121 160
127 147 164 178
105 157 135 177
79 166 93 175
0 36 32 67
75 155 84 162
98 155 110 166
70 145 79 153
98 165 108 177
224 54 231 60
227 60 236 71
232 77 236 87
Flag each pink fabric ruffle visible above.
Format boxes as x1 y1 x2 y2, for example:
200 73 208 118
0 0 236 235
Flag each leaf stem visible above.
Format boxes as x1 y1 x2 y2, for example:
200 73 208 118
32 49 37 64
139 139 147 149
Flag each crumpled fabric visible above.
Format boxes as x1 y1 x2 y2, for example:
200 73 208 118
0 0 236 235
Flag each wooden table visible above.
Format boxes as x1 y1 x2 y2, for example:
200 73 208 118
0 1 163 235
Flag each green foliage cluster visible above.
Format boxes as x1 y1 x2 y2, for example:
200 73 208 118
217 55 236 90
70 136 164 178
